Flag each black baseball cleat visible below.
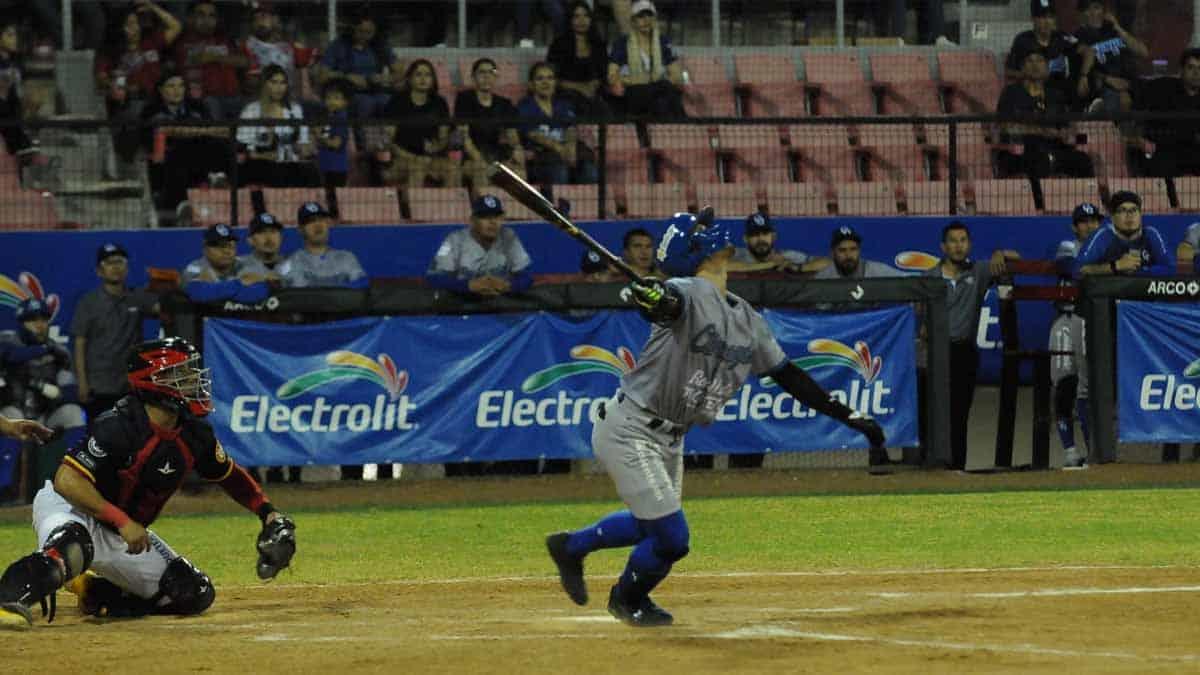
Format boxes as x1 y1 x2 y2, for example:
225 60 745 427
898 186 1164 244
607 586 674 627
545 532 588 606
868 446 894 475
0 601 33 630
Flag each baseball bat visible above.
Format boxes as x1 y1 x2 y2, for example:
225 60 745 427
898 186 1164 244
487 162 649 285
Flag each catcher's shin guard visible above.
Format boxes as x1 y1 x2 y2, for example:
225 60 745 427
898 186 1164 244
0 552 64 628
155 557 214 615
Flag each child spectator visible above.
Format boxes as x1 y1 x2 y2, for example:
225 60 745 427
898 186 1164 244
381 59 456 188
455 57 524 198
314 10 394 142
236 64 319 188
518 62 597 185
317 79 352 215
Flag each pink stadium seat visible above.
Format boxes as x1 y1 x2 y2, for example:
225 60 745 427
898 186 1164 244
694 183 764 217
1107 178 1172 213
493 83 529 103
553 184 614 221
857 123 920 147
335 187 402 224
717 125 785 149
605 149 652 184
0 150 20 188
836 182 898 215
656 148 722 184
924 123 997 180
1174 176 1200 212
406 187 471 223
865 144 929 182
937 51 1003 114
901 181 952 215
803 53 866 83
680 84 739 117
263 188 326 225
733 54 804 118
1040 178 1101 215
793 146 861 183
0 190 58 229
869 53 933 83
723 148 793 184
733 54 798 83
766 183 828 216
809 82 876 116
620 183 690 218
681 55 729 84
787 123 852 147
878 81 944 116
1074 121 1129 178
188 188 252 227
970 179 1036 215
647 124 715 150
576 124 641 152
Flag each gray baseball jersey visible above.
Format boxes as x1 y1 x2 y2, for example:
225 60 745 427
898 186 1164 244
619 276 789 428
181 257 244 285
238 254 284 278
812 259 900 279
1049 312 1087 397
279 248 366 287
428 227 531 279
732 247 808 266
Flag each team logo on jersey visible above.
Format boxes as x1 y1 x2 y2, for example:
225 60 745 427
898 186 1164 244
87 437 106 458
214 440 227 464
276 351 408 400
157 461 176 475
0 272 60 321
893 251 939 272
763 339 882 385
520 345 637 393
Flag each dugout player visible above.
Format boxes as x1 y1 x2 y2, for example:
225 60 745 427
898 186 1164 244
1072 190 1172 277
1177 221 1200 274
181 223 271 303
0 337 295 629
1050 203 1101 469
279 202 368 288
545 210 885 627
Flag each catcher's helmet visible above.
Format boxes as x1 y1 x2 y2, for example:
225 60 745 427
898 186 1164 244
656 211 733 277
127 337 213 417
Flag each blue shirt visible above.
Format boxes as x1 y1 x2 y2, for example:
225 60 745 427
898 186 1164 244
1071 222 1173 278
317 109 350 174
319 38 394 81
516 96 576 144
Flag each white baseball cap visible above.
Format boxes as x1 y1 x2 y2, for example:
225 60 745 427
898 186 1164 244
631 0 657 17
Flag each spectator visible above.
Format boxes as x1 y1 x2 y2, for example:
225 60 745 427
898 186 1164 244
581 248 621 281
1137 48 1200 178
426 194 533 296
95 2 181 119
1072 190 1172 277
1075 0 1147 115
240 211 286 278
0 298 85 498
925 222 1021 470
241 3 316 101
279 201 368 288
621 227 657 278
0 21 41 171
313 10 394 140
173 0 248 120
316 78 352 214
181 223 270 303
455 58 525 197
606 0 685 118
140 70 231 217
813 226 903 279
1178 221 1200 274
381 59 456 188
518 62 598 186
996 50 1095 179
730 212 830 274
516 0 566 48
546 1 611 118
70 243 159 424
1005 0 1092 109
236 64 319 188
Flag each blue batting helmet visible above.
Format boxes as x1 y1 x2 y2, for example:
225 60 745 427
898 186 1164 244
656 211 734 277
15 298 51 323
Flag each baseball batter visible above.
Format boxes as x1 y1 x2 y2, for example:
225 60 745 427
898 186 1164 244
0 338 295 629
546 211 885 627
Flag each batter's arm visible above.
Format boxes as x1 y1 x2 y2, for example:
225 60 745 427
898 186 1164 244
771 361 886 447
53 463 150 553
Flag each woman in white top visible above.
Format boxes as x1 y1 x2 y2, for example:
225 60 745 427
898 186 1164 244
237 64 320 187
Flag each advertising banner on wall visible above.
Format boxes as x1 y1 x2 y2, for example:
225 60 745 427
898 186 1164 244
1117 301 1200 443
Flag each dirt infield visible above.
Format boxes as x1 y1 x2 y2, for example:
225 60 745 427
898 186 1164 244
4 564 1199 673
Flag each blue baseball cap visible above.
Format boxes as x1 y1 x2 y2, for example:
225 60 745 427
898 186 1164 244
744 211 774 235
581 249 608 274
96 242 128 264
204 223 238 246
297 201 333 226
1072 202 1100 223
249 211 282 234
831 225 862 248
472 194 505 217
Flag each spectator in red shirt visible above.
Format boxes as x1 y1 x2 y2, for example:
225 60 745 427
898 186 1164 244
173 0 248 120
242 4 316 107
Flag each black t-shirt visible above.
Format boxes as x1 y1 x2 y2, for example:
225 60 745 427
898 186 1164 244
382 90 450 155
546 33 608 84
1006 30 1081 83
1139 76 1200 145
453 90 517 159
1075 22 1135 79
996 82 1070 149
64 396 233 527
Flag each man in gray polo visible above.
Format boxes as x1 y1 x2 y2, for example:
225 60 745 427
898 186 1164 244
923 221 1020 470
426 194 533 296
813 226 901 279
70 243 159 424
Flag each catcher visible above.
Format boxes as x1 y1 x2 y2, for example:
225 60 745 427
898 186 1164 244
0 337 296 629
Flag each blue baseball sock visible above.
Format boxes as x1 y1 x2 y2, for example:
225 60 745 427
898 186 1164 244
1076 399 1090 450
566 510 643 558
615 511 690 602
1056 417 1076 453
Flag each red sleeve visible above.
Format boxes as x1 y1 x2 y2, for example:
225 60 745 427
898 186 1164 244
218 463 269 516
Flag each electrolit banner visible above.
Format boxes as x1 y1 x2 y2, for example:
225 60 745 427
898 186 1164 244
204 306 918 466
1117 301 1200 442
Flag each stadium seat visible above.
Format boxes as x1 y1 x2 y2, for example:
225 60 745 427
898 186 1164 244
809 81 876 116
936 50 1003 113
766 183 829 216
188 188 254 227
715 125 790 182
1107 178 1172 213
733 54 798 84
1074 121 1129 178
620 183 690 218
870 53 943 115
869 53 934 83
552 184 615 221
733 54 804 117
970 179 1037 215
680 84 739 117
717 124 786 149
803 53 867 83
864 144 930 182
335 187 402 224
647 124 716 150
0 190 57 230
577 124 641 152
793 146 861 183
263 188 326 225
924 122 998 180
836 182 899 215
681 55 730 85
901 181 953 215
694 183 764 216
405 187 471 223
656 149 723 184
1174 176 1200 212
605 148 653 184
787 123 852 148
1040 178 1101 215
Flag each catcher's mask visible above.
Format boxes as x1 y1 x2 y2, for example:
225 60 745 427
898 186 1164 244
127 337 213 417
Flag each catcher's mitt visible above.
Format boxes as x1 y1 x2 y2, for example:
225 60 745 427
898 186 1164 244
256 515 296 580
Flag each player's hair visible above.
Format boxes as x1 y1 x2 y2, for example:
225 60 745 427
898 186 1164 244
1181 48 1200 68
623 227 654 250
942 220 970 242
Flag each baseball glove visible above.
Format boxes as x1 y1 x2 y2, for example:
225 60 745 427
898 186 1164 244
255 515 296 580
